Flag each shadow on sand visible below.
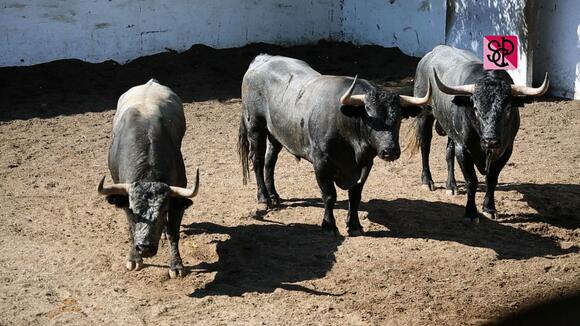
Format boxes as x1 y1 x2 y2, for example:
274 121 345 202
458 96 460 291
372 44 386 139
362 198 575 260
0 41 418 122
496 183 580 230
183 182 577 297
184 221 345 298
279 190 577 261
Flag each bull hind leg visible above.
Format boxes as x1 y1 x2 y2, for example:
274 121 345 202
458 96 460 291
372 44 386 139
483 147 512 220
445 137 458 195
264 134 283 207
248 125 270 207
124 209 144 271
166 208 185 278
314 160 338 235
418 113 436 191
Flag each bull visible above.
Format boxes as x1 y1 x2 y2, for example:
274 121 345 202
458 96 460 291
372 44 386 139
411 45 548 223
238 55 430 235
98 79 199 278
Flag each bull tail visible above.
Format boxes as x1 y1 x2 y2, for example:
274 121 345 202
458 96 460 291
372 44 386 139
403 107 432 158
237 111 250 185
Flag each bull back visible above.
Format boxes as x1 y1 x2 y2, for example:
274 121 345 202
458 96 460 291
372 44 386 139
108 79 187 186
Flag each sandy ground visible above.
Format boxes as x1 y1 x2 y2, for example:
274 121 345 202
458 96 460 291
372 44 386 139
0 42 579 325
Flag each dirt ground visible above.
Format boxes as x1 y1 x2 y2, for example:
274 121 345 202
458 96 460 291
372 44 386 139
0 42 579 325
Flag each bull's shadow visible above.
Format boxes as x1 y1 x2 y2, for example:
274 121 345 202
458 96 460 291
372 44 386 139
279 196 576 260
183 222 344 297
363 198 576 260
496 183 580 230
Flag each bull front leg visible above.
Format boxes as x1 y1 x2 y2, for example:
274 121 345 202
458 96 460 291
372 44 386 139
483 147 512 220
418 113 436 191
455 146 479 224
124 209 144 271
346 182 364 236
445 137 458 195
314 160 338 235
166 208 185 278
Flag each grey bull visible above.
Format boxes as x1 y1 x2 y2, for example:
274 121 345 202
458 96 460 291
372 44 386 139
98 79 199 278
238 55 430 236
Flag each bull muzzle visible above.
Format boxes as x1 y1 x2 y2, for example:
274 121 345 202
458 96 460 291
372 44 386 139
135 241 157 258
379 148 401 161
481 137 501 150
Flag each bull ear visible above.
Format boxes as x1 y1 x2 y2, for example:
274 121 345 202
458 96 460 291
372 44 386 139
171 198 193 210
512 96 532 108
452 96 473 107
106 194 129 208
340 105 365 118
401 105 424 119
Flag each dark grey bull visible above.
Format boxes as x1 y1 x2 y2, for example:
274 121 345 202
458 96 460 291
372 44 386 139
238 55 430 235
411 45 548 223
98 79 199 278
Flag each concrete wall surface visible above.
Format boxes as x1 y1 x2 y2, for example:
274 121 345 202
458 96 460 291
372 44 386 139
0 0 341 66
1 0 445 66
1 0 577 98
341 0 446 57
533 0 580 99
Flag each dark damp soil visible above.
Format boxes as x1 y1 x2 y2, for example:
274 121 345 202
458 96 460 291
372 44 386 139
0 40 417 121
0 41 579 325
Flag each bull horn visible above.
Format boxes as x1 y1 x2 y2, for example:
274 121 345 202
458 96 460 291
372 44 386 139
399 80 431 107
97 176 129 195
511 72 549 97
169 168 200 198
340 75 366 107
433 68 475 95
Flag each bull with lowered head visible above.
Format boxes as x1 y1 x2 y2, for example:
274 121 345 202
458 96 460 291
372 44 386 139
238 54 430 236
98 79 199 278
410 45 548 223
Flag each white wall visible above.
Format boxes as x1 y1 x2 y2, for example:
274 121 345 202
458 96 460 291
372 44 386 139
445 0 531 85
0 0 445 67
0 0 341 66
1 0 577 98
533 0 580 99
341 0 446 57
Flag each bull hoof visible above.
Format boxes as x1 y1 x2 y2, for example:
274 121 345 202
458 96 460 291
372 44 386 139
347 228 364 237
422 181 435 191
462 217 480 225
445 187 458 196
258 196 270 205
321 222 338 236
168 268 185 279
256 202 269 213
483 211 497 220
269 195 282 208
126 260 144 271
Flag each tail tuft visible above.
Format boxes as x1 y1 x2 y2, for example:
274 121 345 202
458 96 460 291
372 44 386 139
237 112 250 185
403 109 429 158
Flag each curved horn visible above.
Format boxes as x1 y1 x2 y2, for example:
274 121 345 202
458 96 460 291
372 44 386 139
169 168 200 198
399 80 431 107
433 68 475 95
340 75 366 107
511 72 549 97
97 176 129 195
